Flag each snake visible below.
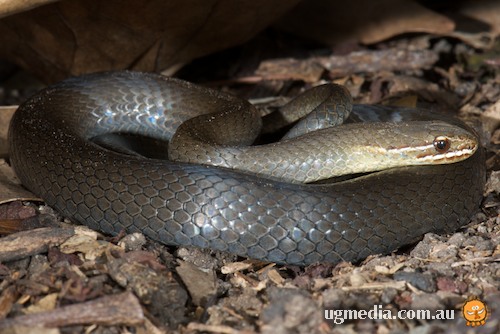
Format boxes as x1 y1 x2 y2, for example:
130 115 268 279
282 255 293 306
8 71 485 266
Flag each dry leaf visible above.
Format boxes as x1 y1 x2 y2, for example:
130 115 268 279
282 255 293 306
458 0 500 36
0 161 40 204
277 0 500 47
0 106 16 158
277 0 454 45
0 0 300 82
481 98 500 134
24 293 58 314
0 103 39 205
0 0 57 18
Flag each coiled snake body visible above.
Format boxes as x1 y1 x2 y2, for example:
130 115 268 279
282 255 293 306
8 72 485 265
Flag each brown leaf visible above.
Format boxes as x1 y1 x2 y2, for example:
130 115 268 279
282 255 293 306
458 0 500 36
0 106 41 203
0 0 300 82
277 0 455 45
0 0 57 18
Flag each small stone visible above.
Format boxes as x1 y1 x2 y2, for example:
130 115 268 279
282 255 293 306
436 276 461 293
261 287 322 334
394 271 436 293
475 240 493 251
447 233 465 247
463 236 485 247
381 288 398 304
430 245 458 260
322 288 347 309
410 235 435 258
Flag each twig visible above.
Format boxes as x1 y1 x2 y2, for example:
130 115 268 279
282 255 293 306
0 227 75 262
0 292 144 329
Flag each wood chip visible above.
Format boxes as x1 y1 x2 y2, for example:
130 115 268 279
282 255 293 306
341 281 407 291
254 48 438 82
0 292 144 329
0 227 75 262
221 261 253 274
176 260 216 306
266 268 285 285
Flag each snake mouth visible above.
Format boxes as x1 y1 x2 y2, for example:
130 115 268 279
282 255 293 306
416 149 476 163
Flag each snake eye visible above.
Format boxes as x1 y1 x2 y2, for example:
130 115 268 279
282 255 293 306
433 136 450 153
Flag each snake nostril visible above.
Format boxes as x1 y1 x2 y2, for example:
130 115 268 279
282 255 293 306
433 136 451 153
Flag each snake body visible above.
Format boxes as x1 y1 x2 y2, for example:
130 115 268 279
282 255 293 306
8 72 485 265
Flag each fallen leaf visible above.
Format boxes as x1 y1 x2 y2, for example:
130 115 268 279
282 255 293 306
0 0 300 82
277 0 454 45
0 0 57 18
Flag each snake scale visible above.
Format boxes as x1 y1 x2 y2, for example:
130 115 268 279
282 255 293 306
8 71 485 265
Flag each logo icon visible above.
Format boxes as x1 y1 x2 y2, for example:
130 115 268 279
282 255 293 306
462 296 488 326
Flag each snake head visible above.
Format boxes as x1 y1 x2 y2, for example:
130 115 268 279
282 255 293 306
393 120 479 164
